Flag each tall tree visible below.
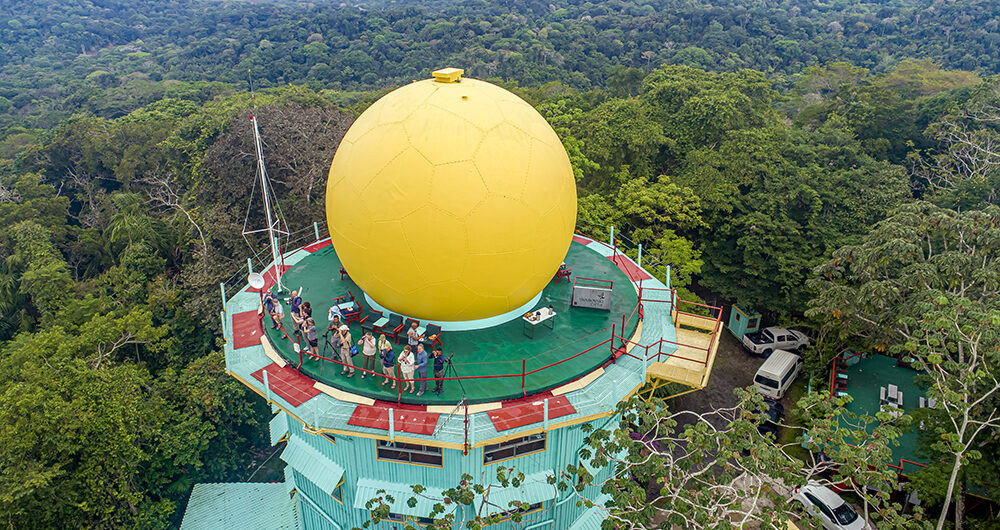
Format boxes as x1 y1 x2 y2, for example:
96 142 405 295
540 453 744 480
808 202 1000 530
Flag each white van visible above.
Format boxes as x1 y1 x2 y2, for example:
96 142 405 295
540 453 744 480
753 349 803 399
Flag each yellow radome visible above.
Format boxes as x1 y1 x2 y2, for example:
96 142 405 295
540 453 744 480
325 68 577 322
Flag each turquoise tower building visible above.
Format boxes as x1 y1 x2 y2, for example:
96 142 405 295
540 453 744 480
180 70 721 529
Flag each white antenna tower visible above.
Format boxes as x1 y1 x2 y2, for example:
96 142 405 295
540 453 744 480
242 70 289 292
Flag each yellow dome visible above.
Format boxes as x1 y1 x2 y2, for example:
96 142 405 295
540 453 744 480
325 69 577 322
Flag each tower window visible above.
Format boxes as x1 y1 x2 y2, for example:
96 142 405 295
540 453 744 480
376 440 443 466
483 433 546 464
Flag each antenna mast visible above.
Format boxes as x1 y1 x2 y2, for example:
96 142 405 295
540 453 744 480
243 70 288 292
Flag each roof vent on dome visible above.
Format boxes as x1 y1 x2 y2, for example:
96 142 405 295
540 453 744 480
432 67 464 83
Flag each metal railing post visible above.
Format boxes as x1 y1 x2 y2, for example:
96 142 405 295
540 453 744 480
220 310 226 336
611 324 616 363
313 222 320 240
609 225 614 248
637 243 642 267
522 359 527 398
389 408 395 442
247 257 253 275
666 265 671 289
220 282 227 309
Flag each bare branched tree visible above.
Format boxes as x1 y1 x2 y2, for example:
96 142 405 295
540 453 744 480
910 96 1000 204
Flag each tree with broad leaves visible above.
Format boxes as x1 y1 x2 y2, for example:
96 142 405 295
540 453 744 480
808 201 1000 530
361 389 930 529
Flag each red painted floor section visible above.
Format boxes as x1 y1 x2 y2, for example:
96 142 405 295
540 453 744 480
488 395 577 431
251 364 321 407
572 234 592 245
231 310 263 349
607 254 652 281
347 405 440 436
248 264 292 293
303 239 331 253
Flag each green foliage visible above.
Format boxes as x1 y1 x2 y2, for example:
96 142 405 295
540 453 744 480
5 0 1000 130
808 202 1000 527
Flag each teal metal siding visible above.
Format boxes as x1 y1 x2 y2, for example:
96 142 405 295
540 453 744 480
282 411 619 529
294 469 355 529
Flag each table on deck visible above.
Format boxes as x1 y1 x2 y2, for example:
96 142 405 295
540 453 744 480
522 309 556 338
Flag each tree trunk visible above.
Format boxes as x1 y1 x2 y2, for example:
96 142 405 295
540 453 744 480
936 452 963 530
955 478 965 530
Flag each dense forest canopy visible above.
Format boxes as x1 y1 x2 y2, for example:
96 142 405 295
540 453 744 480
1 0 1000 528
2 0 1000 128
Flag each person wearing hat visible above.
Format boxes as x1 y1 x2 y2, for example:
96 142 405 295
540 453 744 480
379 335 396 388
338 325 355 376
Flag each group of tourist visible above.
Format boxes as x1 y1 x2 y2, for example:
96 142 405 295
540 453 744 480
262 289 447 395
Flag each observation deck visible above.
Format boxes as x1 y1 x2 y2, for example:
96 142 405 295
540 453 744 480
247 235 638 404
221 228 721 448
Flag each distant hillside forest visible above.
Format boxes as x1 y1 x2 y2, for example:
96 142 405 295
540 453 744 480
2 1 1000 528
2 0 1000 128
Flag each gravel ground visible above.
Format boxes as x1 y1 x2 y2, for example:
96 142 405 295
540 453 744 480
670 331 768 416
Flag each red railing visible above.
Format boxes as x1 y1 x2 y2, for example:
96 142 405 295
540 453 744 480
610 296 723 368
248 230 723 405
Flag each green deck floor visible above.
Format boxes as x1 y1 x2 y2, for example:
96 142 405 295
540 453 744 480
264 241 640 404
841 354 925 475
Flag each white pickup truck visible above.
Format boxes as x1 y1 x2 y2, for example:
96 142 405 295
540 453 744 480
742 327 809 357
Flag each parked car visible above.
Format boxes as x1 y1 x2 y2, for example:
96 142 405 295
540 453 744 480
742 326 809 357
753 350 804 399
792 482 871 530
754 398 784 441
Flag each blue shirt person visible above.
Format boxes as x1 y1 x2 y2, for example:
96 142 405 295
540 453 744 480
415 345 429 396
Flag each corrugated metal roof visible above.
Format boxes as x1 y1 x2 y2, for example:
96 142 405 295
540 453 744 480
474 470 558 513
179 482 301 530
352 478 450 517
279 436 344 494
568 493 613 530
270 412 289 446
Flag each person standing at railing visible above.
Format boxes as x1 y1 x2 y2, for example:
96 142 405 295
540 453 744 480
305 318 319 359
298 302 313 334
399 346 415 394
338 325 355 377
415 344 429 396
379 335 396 389
432 347 445 395
358 331 377 379
264 291 283 330
288 290 303 328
